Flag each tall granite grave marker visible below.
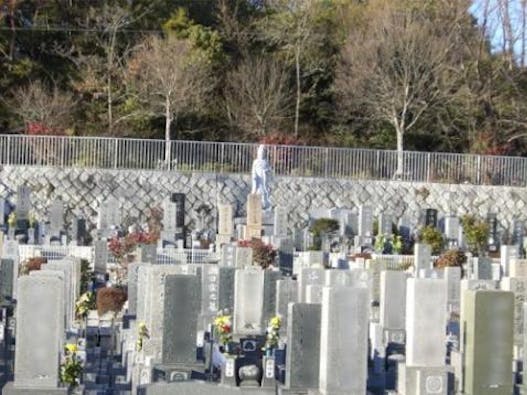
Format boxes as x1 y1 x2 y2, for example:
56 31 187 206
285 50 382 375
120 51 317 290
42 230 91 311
319 286 368 395
7 275 64 391
285 303 321 390
462 290 513 395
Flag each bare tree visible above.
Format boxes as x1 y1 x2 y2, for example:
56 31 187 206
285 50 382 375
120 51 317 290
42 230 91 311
263 0 319 138
336 4 461 177
497 0 515 68
56 4 149 135
8 80 75 134
127 35 209 164
223 55 292 138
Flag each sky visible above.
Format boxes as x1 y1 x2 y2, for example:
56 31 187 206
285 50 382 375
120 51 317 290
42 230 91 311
470 0 526 58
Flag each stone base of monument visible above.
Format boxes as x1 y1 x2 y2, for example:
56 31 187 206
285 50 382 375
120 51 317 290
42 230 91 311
278 388 308 395
396 365 452 395
238 364 261 387
152 363 205 383
137 381 276 395
2 383 69 394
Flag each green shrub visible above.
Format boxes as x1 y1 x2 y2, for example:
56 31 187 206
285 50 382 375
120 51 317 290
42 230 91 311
418 225 444 254
309 218 339 250
461 215 489 256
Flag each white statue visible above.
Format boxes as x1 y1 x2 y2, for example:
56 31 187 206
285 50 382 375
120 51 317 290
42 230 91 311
251 145 272 210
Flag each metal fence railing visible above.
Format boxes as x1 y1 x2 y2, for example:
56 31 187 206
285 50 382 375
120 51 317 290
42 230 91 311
18 244 219 265
1 134 526 186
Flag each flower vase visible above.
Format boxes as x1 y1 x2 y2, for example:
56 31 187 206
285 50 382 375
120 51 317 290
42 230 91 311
223 342 230 354
67 385 83 395
265 347 273 357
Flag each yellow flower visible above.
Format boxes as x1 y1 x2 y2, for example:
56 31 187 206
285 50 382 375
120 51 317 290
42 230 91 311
65 344 78 354
138 322 147 329
270 316 281 328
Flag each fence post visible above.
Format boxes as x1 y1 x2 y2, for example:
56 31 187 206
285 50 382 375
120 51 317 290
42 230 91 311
61 136 65 167
375 150 380 179
324 148 330 178
220 142 225 173
113 139 119 169
6 135 11 165
476 155 481 185
426 152 431 183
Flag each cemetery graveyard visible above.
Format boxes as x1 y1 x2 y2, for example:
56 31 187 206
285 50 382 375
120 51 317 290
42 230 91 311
0 149 526 395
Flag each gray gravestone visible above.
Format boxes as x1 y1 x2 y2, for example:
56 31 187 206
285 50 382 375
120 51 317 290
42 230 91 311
128 262 150 316
162 274 201 365
12 275 64 389
358 205 373 237
324 269 353 287
298 268 325 302
0 259 14 302
200 265 219 328
138 244 157 264
48 199 64 237
444 216 459 240
0 198 4 226
319 286 369 395
380 271 407 331
31 270 67 331
500 277 527 346
106 196 120 228
171 193 185 239
218 267 236 313
510 258 527 278
71 217 86 246
217 203 234 236
262 270 282 327
471 257 493 280
273 206 288 238
276 278 298 334
277 238 294 276
220 245 236 267
285 303 321 389
139 264 200 361
44 261 77 330
445 266 462 312
414 243 432 274
235 247 253 268
94 240 108 274
501 244 519 277
305 284 324 304
163 198 177 238
2 240 18 297
378 213 393 236
406 278 447 367
15 186 31 221
462 289 514 395
233 268 264 335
